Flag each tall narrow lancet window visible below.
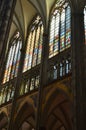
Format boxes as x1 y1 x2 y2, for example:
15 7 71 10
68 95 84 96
84 6 86 44
23 16 44 72
3 32 22 83
49 0 71 58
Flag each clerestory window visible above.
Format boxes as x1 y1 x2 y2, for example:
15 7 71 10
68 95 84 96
49 0 71 58
23 15 44 72
3 32 22 83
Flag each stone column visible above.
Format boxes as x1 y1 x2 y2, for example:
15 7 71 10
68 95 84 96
39 126 46 130
0 0 17 80
71 10 86 130
36 27 49 130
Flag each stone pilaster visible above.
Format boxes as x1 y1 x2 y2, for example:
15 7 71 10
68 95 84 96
71 10 86 130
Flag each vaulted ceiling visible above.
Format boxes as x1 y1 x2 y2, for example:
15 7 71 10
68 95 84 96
8 0 86 42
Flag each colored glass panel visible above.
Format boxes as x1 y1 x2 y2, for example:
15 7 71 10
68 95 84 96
49 16 55 58
66 6 71 47
32 27 40 67
30 30 36 68
37 25 43 64
60 9 65 51
53 13 60 56
23 33 32 72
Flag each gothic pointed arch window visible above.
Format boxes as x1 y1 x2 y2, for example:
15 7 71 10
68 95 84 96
84 6 86 44
49 0 71 58
3 32 22 83
23 15 44 72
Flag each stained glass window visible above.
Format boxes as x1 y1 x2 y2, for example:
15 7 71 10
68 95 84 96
84 6 86 44
49 0 71 58
3 32 22 83
23 16 44 72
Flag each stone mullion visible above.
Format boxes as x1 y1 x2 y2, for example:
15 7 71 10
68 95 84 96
71 11 86 130
0 0 17 81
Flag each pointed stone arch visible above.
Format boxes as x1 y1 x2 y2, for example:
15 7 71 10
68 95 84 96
14 98 36 130
0 111 8 130
42 88 73 130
